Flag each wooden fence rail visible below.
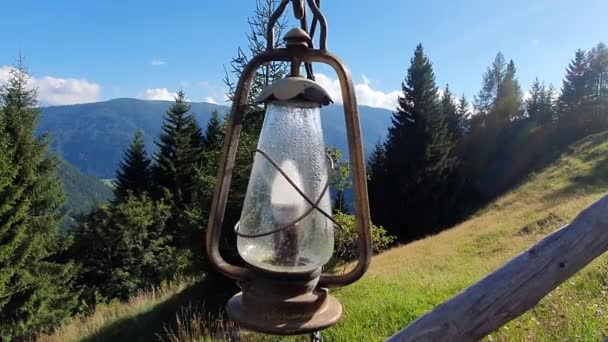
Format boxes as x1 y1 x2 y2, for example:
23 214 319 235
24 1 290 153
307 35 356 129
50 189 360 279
386 194 608 341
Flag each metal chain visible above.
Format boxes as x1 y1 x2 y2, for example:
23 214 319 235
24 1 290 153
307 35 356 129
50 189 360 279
234 148 343 238
298 0 322 80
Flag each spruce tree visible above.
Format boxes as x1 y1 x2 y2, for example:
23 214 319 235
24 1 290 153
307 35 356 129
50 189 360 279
188 111 225 233
475 52 507 119
114 129 152 201
366 140 388 229
0 60 78 339
495 60 524 122
441 85 461 139
527 78 556 124
369 44 455 241
224 0 289 107
153 91 204 252
455 94 471 135
558 49 591 115
154 91 203 207
202 110 225 151
327 147 351 214
587 43 608 126
0 110 13 194
527 78 544 121
72 194 176 301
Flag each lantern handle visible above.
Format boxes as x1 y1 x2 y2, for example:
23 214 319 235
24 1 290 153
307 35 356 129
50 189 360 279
204 50 268 282
311 51 371 288
206 48 372 286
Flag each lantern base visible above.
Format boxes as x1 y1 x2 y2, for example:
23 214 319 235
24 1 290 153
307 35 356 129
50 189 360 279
226 274 343 335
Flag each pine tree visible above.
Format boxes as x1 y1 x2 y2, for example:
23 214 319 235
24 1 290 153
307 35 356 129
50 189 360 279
558 49 591 115
153 91 204 251
369 44 455 241
0 109 13 193
202 110 225 151
72 194 176 301
223 0 289 108
114 129 152 201
187 111 226 236
587 42 608 126
527 78 544 121
366 140 388 229
475 52 507 118
541 84 558 122
154 91 203 206
327 147 351 214
495 60 524 122
441 85 460 139
0 59 78 339
527 78 556 124
455 94 471 135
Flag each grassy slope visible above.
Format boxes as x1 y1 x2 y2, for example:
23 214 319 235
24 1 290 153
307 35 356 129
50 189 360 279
327 131 608 341
43 131 608 341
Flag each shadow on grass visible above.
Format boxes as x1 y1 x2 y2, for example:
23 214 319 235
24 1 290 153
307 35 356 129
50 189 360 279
82 275 237 342
543 150 608 204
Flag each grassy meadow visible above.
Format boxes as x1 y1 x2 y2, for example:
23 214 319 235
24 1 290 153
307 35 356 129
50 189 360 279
42 131 608 341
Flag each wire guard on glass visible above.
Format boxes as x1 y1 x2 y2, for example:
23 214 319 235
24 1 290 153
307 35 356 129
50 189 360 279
234 148 342 239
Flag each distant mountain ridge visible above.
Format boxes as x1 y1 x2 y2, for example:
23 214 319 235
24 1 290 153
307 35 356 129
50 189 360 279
39 98 393 178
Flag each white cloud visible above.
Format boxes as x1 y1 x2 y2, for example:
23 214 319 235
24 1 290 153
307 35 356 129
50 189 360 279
204 96 217 104
315 73 399 110
143 88 178 101
0 66 10 83
150 59 167 66
0 66 101 106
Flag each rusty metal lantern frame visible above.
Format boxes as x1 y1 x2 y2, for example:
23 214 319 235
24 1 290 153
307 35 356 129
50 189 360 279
205 0 372 335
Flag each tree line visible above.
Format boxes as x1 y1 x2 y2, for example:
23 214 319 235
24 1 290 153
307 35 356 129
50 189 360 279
369 42 608 242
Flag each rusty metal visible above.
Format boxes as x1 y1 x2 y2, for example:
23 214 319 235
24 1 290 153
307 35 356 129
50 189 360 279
267 0 328 51
205 0 372 334
284 27 313 49
226 271 343 335
206 47 372 287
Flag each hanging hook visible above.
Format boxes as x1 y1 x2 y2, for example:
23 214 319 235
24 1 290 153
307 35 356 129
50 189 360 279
292 0 305 20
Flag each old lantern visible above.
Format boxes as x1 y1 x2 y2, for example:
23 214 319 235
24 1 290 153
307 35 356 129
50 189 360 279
205 0 372 335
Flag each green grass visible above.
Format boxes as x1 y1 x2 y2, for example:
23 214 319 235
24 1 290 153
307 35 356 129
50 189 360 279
320 131 608 341
44 131 608 341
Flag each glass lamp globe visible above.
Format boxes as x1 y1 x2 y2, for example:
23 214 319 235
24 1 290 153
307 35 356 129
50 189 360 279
237 99 333 274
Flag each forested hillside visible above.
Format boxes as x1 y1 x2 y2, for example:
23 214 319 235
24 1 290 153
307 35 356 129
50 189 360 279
57 160 113 227
41 130 608 342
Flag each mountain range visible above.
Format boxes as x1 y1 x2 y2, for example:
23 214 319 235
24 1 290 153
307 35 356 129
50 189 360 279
39 98 394 179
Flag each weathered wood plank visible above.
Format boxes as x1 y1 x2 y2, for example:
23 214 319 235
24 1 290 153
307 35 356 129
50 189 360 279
386 194 608 342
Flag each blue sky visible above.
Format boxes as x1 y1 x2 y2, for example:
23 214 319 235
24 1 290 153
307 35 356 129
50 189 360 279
0 0 606 109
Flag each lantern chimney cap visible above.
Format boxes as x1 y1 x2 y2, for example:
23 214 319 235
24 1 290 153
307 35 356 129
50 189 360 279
256 76 333 107
284 27 312 48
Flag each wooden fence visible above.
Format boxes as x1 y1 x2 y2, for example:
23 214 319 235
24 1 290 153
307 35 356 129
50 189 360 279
386 194 608 341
